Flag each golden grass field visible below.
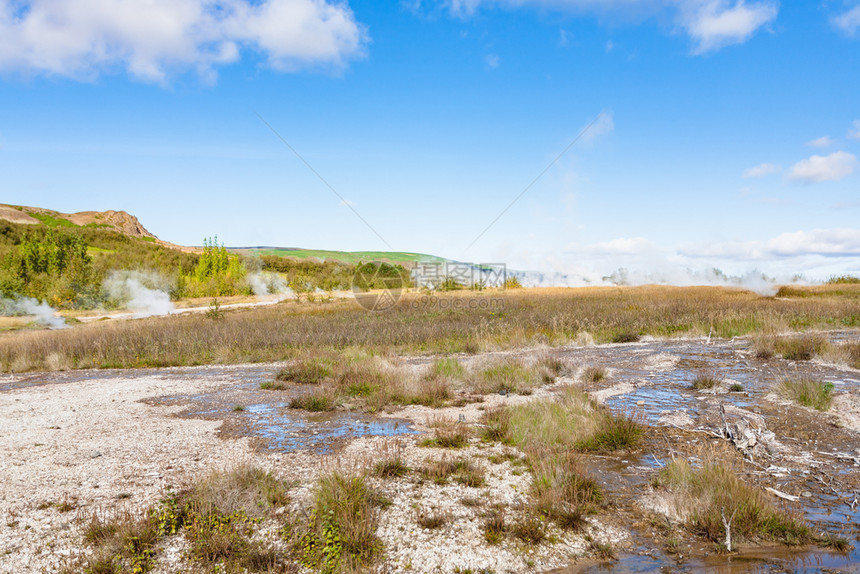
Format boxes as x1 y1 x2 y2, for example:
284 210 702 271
2 284 858 372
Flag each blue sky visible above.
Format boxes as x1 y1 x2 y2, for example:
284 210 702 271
1 0 859 283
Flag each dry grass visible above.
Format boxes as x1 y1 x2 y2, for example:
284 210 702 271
778 377 835 411
419 457 486 487
821 341 860 369
415 508 451 529
5 285 859 372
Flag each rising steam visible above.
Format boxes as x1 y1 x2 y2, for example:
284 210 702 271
0 296 67 329
247 271 293 298
104 270 175 317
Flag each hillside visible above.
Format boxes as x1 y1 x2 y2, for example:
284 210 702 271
231 247 443 266
0 204 196 253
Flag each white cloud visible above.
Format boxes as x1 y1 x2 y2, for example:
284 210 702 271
788 151 858 183
681 228 860 259
0 0 367 82
442 1 778 53
849 120 860 140
742 162 780 178
833 5 860 36
683 0 778 53
485 53 500 68
807 136 833 148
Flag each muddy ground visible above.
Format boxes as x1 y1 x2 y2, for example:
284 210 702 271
1 331 859 573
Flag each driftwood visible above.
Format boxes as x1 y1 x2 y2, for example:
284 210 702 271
765 487 800 502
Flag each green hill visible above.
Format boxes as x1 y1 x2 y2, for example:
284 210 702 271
232 247 444 266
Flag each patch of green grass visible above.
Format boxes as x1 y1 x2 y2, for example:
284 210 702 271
778 377 834 411
729 383 744 392
574 412 643 452
427 357 466 380
260 380 289 390
30 212 78 227
469 357 543 395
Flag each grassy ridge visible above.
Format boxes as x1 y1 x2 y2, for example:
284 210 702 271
2 285 859 372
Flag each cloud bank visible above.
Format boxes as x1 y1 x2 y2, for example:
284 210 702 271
0 0 367 82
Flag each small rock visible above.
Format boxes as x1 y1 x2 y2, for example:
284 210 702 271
801 491 812 498
89 451 102 459
636 400 645 406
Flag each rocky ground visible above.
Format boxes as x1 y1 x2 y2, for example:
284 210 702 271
2 331 860 573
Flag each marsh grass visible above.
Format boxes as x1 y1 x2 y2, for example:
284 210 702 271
752 333 830 361
8 285 859 372
481 386 641 454
778 377 834 411
420 417 471 448
529 449 602 530
691 370 722 391
652 456 811 546
276 353 336 384
478 387 635 530
582 366 606 383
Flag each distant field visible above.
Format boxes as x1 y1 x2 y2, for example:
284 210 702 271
3 284 859 372
232 247 444 265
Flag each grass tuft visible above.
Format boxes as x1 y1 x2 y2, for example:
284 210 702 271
778 377 834 411
691 370 721 390
294 470 383 573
